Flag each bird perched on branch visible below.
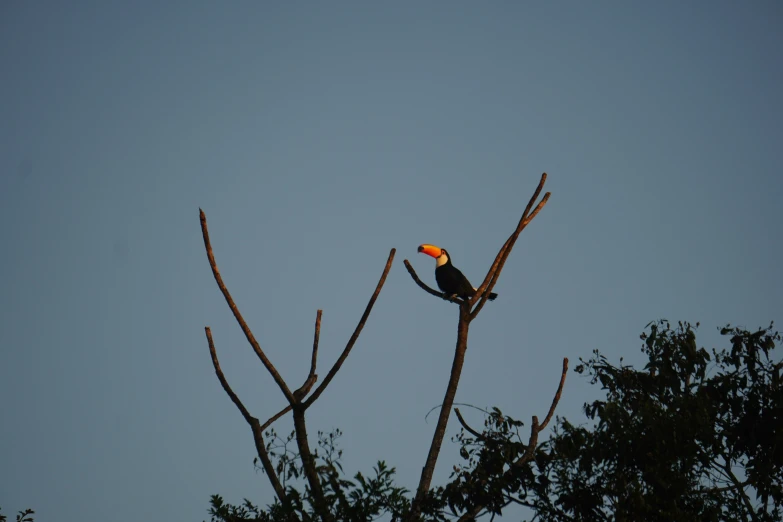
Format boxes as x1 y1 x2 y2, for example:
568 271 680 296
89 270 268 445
417 244 497 301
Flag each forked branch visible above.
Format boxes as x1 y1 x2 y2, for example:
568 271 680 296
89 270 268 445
457 358 569 522
200 209 295 404
303 248 396 408
310 310 321 378
294 310 322 401
205 327 289 505
201 209 396 521
470 173 551 319
406 176 552 522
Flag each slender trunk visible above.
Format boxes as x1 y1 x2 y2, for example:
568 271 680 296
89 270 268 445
409 303 471 520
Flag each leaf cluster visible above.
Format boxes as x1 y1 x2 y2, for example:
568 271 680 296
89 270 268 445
524 321 783 522
0 508 35 522
209 321 782 521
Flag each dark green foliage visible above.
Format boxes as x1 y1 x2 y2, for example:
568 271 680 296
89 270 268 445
439 408 534 517
209 321 782 521
519 321 782 522
207 429 410 522
0 508 35 522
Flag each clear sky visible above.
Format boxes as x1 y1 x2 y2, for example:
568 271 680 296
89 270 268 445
1 2 781 521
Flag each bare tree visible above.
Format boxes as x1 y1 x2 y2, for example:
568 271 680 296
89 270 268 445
402 173 565 521
200 209 395 521
200 173 566 521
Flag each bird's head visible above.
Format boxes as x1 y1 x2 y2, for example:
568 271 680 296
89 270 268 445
418 244 450 266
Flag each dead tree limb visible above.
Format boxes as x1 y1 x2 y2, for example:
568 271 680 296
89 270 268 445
261 404 292 432
201 208 395 521
205 327 289 505
293 249 394 521
405 175 552 521
470 173 550 319
309 310 321 379
303 248 396 409
294 310 322 401
200 209 296 405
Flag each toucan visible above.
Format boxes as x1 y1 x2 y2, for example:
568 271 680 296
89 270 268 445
417 244 498 301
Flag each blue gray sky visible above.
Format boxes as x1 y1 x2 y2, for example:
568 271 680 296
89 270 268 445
1 2 781 521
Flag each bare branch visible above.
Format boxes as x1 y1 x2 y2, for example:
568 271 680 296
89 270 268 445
206 327 254 423
199 209 295 404
310 309 321 378
525 192 551 225
292 310 322 402
455 408 486 440
403 259 465 304
722 458 758 522
204 327 289 506
260 404 292 432
303 248 396 408
699 479 752 494
539 357 569 431
470 174 551 319
515 358 568 467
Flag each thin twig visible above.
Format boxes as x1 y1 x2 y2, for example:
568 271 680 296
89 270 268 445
261 404 292 432
699 479 752 494
200 209 295 404
470 174 551 319
424 402 491 423
514 358 568 467
310 310 321 378
454 408 486 440
525 193 551 225
539 358 569 431
293 310 322 402
722 458 758 522
303 248 396 408
403 260 465 304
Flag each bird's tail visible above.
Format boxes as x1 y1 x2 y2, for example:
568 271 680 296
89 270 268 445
488 292 498 301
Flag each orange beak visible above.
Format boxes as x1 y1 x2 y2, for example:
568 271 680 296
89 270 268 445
418 244 443 258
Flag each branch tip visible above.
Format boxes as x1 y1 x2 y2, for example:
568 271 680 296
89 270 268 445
200 209 295 404
470 174 551 318
303 248 395 408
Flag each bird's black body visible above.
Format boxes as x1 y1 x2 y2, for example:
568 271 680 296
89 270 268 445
433 249 498 301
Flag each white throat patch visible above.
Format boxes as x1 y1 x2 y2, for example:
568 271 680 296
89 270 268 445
436 253 449 267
